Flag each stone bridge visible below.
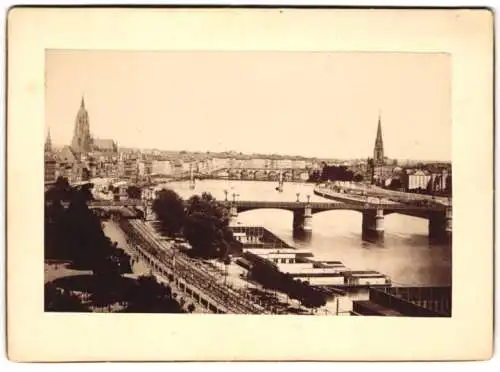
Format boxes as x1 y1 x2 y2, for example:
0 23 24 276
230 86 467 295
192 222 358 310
87 198 452 244
210 168 311 182
221 200 451 244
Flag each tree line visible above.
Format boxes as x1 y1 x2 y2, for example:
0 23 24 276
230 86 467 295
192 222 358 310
308 165 363 183
245 253 327 310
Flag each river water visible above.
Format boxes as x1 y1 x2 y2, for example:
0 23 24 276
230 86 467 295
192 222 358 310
159 180 451 288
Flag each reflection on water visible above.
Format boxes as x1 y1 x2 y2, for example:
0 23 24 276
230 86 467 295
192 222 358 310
163 180 452 287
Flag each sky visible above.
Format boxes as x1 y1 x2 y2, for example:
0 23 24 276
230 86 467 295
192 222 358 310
45 51 451 160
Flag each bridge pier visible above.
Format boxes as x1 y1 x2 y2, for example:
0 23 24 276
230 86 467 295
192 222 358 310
429 208 452 244
292 206 312 241
143 203 151 221
362 208 384 244
229 205 238 226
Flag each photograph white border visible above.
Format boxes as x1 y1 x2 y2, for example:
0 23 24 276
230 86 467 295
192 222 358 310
6 7 494 362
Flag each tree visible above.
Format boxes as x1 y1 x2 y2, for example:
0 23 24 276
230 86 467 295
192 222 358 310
93 254 122 281
77 184 94 202
46 176 72 202
45 283 88 312
445 175 452 195
152 188 185 236
113 247 133 274
81 167 91 181
307 170 321 183
126 185 142 199
45 198 69 259
353 173 364 182
107 182 115 194
125 275 182 313
320 165 355 182
389 178 402 190
183 193 233 259
245 253 327 310
62 191 114 268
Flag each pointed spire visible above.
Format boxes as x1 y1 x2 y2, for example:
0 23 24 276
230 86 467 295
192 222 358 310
45 127 52 152
373 110 385 165
376 112 383 144
81 95 85 109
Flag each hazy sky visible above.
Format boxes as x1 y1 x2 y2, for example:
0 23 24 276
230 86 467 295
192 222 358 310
45 51 451 160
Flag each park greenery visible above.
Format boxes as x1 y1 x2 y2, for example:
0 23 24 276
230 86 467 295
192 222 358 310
45 176 183 313
152 189 236 260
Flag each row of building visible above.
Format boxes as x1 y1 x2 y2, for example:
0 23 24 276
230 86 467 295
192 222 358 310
44 150 321 184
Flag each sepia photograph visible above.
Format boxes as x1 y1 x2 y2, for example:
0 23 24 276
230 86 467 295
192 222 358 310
44 50 452 317
7 7 493 362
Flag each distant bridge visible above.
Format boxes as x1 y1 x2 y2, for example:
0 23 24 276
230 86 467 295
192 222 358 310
209 167 312 181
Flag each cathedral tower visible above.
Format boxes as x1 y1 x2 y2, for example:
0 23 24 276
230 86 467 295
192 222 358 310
373 112 385 166
71 97 92 156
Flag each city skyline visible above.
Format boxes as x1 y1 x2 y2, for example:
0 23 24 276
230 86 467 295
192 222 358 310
46 51 451 161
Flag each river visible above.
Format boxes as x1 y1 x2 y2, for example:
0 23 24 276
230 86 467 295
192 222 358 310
157 179 451 288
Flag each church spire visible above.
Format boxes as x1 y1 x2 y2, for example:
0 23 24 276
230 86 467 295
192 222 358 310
373 111 384 165
376 111 383 144
45 127 52 153
71 96 92 155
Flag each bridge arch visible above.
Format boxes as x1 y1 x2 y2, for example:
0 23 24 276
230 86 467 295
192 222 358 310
311 208 363 216
383 212 429 235
236 207 296 214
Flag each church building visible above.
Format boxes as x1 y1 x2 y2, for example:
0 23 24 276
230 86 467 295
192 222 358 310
71 97 118 157
370 113 394 185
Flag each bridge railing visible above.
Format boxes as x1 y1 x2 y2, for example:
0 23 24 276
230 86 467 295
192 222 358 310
84 198 447 211
227 200 447 211
88 199 143 207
